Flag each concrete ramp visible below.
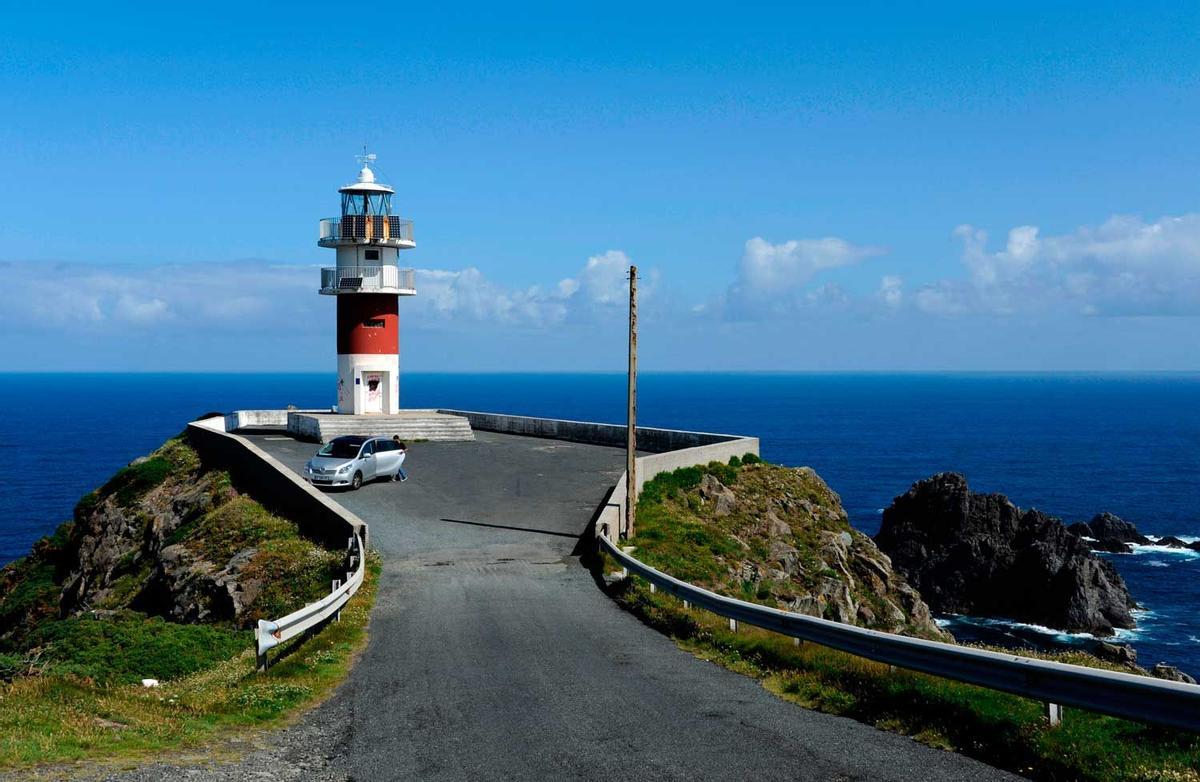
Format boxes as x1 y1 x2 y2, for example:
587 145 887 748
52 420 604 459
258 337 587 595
287 410 475 443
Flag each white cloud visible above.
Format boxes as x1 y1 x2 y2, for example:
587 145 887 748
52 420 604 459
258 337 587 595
917 214 1200 316
411 250 648 328
0 251 647 339
716 236 884 319
878 275 903 308
737 237 883 294
0 262 316 332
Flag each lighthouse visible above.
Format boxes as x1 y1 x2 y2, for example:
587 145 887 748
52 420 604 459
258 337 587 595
318 154 416 415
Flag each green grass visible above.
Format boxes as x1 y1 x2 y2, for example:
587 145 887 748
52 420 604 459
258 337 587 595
0 553 381 771
24 614 250 685
0 432 381 772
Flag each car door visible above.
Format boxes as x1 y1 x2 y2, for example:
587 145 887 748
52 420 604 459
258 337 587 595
376 439 399 476
359 440 377 480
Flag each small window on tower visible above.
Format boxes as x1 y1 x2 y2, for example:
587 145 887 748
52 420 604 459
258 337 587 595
364 249 380 261
364 318 386 328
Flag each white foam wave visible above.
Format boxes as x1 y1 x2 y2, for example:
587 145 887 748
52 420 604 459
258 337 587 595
943 613 1147 643
1146 560 1169 567
1129 543 1200 559
1146 534 1199 544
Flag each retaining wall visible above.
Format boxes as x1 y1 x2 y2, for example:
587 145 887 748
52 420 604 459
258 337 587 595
438 409 755 455
186 417 368 549
224 409 332 431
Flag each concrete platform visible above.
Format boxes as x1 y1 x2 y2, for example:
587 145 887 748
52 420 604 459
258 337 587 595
286 409 474 443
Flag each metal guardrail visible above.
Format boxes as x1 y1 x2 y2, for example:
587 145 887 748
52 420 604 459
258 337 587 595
319 215 414 245
597 530 1200 733
255 531 366 671
319 265 416 294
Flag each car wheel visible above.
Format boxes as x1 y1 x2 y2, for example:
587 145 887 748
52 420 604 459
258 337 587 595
351 472 363 490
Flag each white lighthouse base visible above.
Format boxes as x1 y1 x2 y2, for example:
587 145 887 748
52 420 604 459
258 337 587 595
337 353 400 415
286 410 475 443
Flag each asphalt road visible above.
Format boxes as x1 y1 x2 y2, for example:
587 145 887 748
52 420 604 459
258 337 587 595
226 432 1019 781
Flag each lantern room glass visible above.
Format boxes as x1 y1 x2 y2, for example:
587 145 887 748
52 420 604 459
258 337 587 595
341 193 393 217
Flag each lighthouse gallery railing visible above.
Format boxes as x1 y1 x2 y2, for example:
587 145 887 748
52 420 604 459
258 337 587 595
319 216 413 244
320 266 416 294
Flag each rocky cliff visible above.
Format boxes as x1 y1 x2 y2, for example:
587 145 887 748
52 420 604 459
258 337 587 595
0 435 341 656
874 473 1136 636
632 459 948 640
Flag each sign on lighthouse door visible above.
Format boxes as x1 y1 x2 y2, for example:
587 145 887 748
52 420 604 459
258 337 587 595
363 372 384 414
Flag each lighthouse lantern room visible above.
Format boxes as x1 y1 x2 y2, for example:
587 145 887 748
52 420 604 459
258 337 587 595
318 154 416 415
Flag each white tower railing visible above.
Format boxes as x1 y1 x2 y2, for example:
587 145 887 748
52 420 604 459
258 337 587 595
320 266 416 295
319 216 414 246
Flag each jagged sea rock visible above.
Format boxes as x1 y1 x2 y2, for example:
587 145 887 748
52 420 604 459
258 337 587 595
1086 512 1150 545
1155 536 1189 549
874 473 1137 636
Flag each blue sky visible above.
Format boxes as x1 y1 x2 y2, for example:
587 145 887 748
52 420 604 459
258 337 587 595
1 1 1198 371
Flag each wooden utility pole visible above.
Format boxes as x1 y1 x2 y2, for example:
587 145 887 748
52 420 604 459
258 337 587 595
625 266 638 538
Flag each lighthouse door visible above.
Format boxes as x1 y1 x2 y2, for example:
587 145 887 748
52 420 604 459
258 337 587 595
362 372 384 414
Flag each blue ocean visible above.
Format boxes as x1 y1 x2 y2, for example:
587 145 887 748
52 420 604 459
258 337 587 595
1 373 1197 673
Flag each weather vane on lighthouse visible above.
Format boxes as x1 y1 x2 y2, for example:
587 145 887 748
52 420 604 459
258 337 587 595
317 153 417 415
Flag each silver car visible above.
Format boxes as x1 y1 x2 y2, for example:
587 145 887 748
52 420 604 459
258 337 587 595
304 435 404 490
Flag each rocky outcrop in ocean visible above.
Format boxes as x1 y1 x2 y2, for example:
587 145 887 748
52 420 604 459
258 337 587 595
1066 512 1149 553
874 473 1137 636
1066 512 1200 553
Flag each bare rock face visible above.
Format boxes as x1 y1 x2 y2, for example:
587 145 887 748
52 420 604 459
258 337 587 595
874 473 1137 636
699 474 739 517
1094 641 1138 667
144 545 264 624
59 470 223 617
51 440 278 629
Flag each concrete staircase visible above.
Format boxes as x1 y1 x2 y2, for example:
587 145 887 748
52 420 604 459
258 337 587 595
286 410 475 443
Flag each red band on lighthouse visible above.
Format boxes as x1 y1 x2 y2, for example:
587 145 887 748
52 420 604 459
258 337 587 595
336 295 399 355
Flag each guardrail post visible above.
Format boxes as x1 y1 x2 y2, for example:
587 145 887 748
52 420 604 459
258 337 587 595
1045 702 1063 727
682 599 689 610
793 637 803 647
729 618 738 633
254 627 269 672
333 579 342 621
649 583 656 594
